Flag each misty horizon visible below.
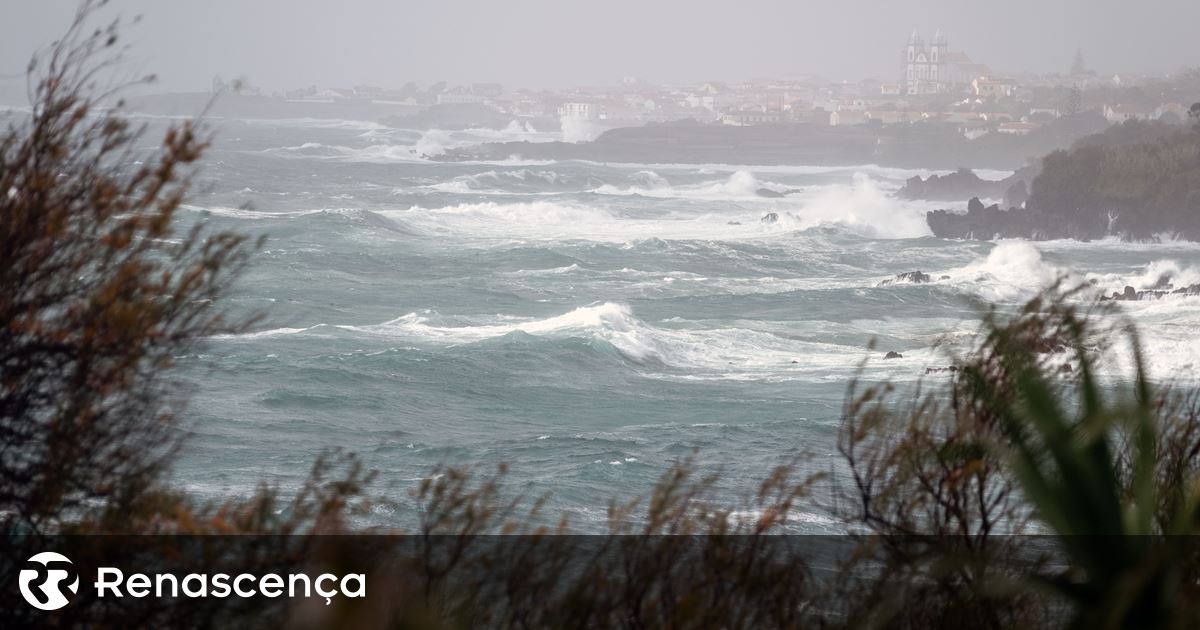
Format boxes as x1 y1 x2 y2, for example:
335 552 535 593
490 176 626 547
3 0 1199 93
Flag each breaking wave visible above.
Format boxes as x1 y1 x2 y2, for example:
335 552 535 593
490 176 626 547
790 173 931 239
336 302 898 377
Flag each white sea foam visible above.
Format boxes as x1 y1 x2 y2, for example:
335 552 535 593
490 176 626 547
428 168 568 193
343 303 670 363
502 265 865 297
943 241 1072 302
337 302 938 381
181 204 319 220
382 200 798 242
921 241 1200 381
789 173 932 238
211 326 313 340
560 116 605 143
241 117 389 131
591 169 787 200
1108 259 1200 291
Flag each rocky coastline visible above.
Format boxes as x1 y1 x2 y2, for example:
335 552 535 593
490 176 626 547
925 119 1200 242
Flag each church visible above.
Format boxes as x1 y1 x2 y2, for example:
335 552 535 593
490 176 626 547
902 30 989 95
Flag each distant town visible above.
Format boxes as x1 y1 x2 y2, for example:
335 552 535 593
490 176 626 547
204 29 1198 138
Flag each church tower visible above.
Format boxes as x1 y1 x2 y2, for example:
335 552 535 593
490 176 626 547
905 30 922 95
930 29 945 83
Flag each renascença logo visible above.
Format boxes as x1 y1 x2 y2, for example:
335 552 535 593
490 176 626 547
17 551 366 610
19 552 80 611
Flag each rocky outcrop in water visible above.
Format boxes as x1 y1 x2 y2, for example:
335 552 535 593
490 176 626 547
925 366 959 375
900 165 1038 204
1101 283 1200 301
878 271 933 286
883 351 904 359
926 198 1058 240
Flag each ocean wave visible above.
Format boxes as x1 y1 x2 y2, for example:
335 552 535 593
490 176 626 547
336 302 937 379
264 139 431 162
180 204 322 220
211 326 315 340
590 169 790 200
940 241 1072 302
786 173 933 239
383 199 814 243
576 160 989 183
340 303 671 363
241 117 389 131
560 116 605 143
500 264 865 297
1091 259 1200 293
428 168 577 194
181 205 418 234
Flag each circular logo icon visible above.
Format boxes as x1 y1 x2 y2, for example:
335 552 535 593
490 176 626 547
19 552 80 611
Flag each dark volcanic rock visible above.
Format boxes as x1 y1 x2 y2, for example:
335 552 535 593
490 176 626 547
760 212 779 224
1175 283 1200 296
925 366 960 375
900 169 1003 201
878 271 933 286
1101 282 1200 301
883 351 904 359
900 165 1038 203
926 198 1052 240
1003 179 1030 208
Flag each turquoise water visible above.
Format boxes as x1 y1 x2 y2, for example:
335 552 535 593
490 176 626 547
173 118 1200 531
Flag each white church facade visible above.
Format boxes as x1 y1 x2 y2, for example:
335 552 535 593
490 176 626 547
903 30 988 95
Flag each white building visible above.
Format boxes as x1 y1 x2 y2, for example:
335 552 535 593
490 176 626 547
558 102 600 119
902 30 989 95
436 93 486 105
1103 104 1150 123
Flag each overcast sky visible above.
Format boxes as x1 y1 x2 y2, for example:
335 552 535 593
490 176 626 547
3 0 1199 93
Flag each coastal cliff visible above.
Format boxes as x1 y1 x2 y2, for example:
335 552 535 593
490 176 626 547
927 119 1200 241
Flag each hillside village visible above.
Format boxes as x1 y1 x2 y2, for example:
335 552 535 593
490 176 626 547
239 30 1199 138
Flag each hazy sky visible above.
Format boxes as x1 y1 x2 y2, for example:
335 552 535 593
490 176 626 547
3 0 1199 92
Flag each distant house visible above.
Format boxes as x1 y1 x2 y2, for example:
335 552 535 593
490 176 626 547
880 83 902 96
352 85 384 98
830 111 868 126
471 83 504 97
1155 102 1190 123
958 120 990 139
1028 107 1061 119
839 98 870 111
684 92 737 111
558 102 600 119
721 110 782 126
971 77 1016 99
997 121 1041 135
871 110 917 125
437 93 486 105
1103 103 1150 123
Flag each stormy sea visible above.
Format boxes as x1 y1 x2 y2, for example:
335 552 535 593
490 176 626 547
172 117 1200 531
